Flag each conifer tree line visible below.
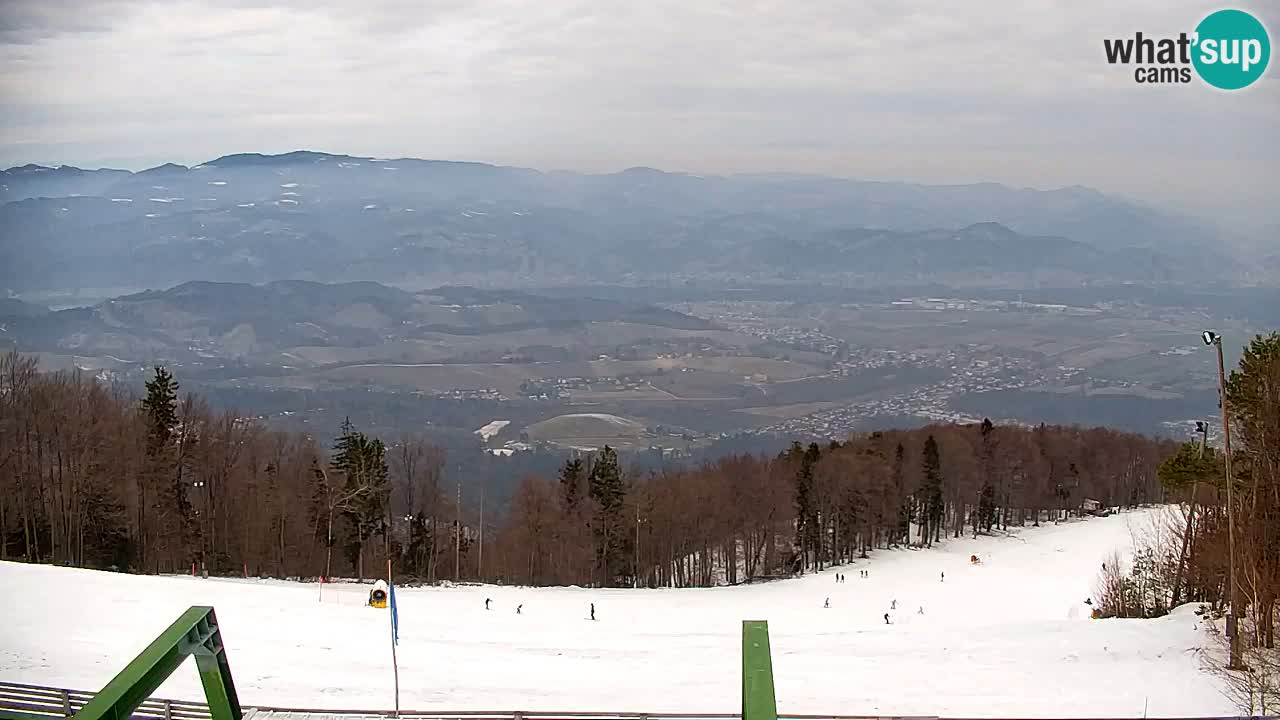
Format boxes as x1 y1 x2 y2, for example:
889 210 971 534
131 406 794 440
1 350 1175 585
493 420 1173 587
1154 332 1280 655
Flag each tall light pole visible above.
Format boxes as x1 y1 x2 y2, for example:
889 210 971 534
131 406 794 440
1202 330 1242 670
192 480 207 576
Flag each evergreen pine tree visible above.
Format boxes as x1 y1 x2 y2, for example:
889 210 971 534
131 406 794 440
1157 442 1221 492
892 442 909 546
803 442 821 564
139 367 190 572
560 458 585 510
142 367 179 452
330 418 389 580
786 442 823 571
978 483 997 533
976 418 999 535
790 441 811 569
921 434 944 547
588 446 627 586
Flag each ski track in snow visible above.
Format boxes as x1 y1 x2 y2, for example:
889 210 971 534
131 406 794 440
0 508 1232 717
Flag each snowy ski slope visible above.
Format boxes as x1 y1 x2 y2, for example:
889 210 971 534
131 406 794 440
0 508 1233 717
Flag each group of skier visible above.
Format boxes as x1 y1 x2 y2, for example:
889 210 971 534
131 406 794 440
825 567 940 624
476 565 949 624
483 597 594 620
882 598 926 623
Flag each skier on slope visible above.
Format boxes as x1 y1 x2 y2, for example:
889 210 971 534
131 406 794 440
824 597 830 608
517 604 523 614
884 612 890 625
485 598 492 610
891 599 896 610
918 606 924 615
590 603 596 621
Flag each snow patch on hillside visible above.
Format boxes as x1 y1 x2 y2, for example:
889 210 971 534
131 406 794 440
475 420 510 440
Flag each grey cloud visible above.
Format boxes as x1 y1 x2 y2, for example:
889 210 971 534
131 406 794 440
0 0 1276 219
0 0 143 43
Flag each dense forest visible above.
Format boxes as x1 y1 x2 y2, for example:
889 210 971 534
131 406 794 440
0 350 1174 587
495 424 1171 588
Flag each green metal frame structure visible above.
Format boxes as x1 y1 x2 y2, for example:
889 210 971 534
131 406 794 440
3 607 777 720
741 621 778 720
0 606 243 720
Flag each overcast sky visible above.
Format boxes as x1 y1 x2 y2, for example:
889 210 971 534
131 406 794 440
1 0 1276 219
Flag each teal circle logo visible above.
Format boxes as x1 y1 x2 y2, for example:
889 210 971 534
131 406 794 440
1192 9 1270 90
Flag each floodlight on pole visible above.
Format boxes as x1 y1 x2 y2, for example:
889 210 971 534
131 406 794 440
1203 329 1243 670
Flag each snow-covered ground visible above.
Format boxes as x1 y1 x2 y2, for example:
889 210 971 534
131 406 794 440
475 420 511 441
0 508 1233 717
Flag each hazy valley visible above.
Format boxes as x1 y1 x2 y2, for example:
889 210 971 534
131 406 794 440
2 150 1275 470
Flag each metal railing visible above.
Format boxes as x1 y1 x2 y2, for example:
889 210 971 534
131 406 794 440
0 682 210 720
1 685 1256 720
0 686 919 720
241 709 1258 720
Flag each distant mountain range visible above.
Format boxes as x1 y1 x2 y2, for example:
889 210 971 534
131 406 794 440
0 150 1263 293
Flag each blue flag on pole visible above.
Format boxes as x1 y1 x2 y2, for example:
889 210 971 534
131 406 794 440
389 581 399 645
